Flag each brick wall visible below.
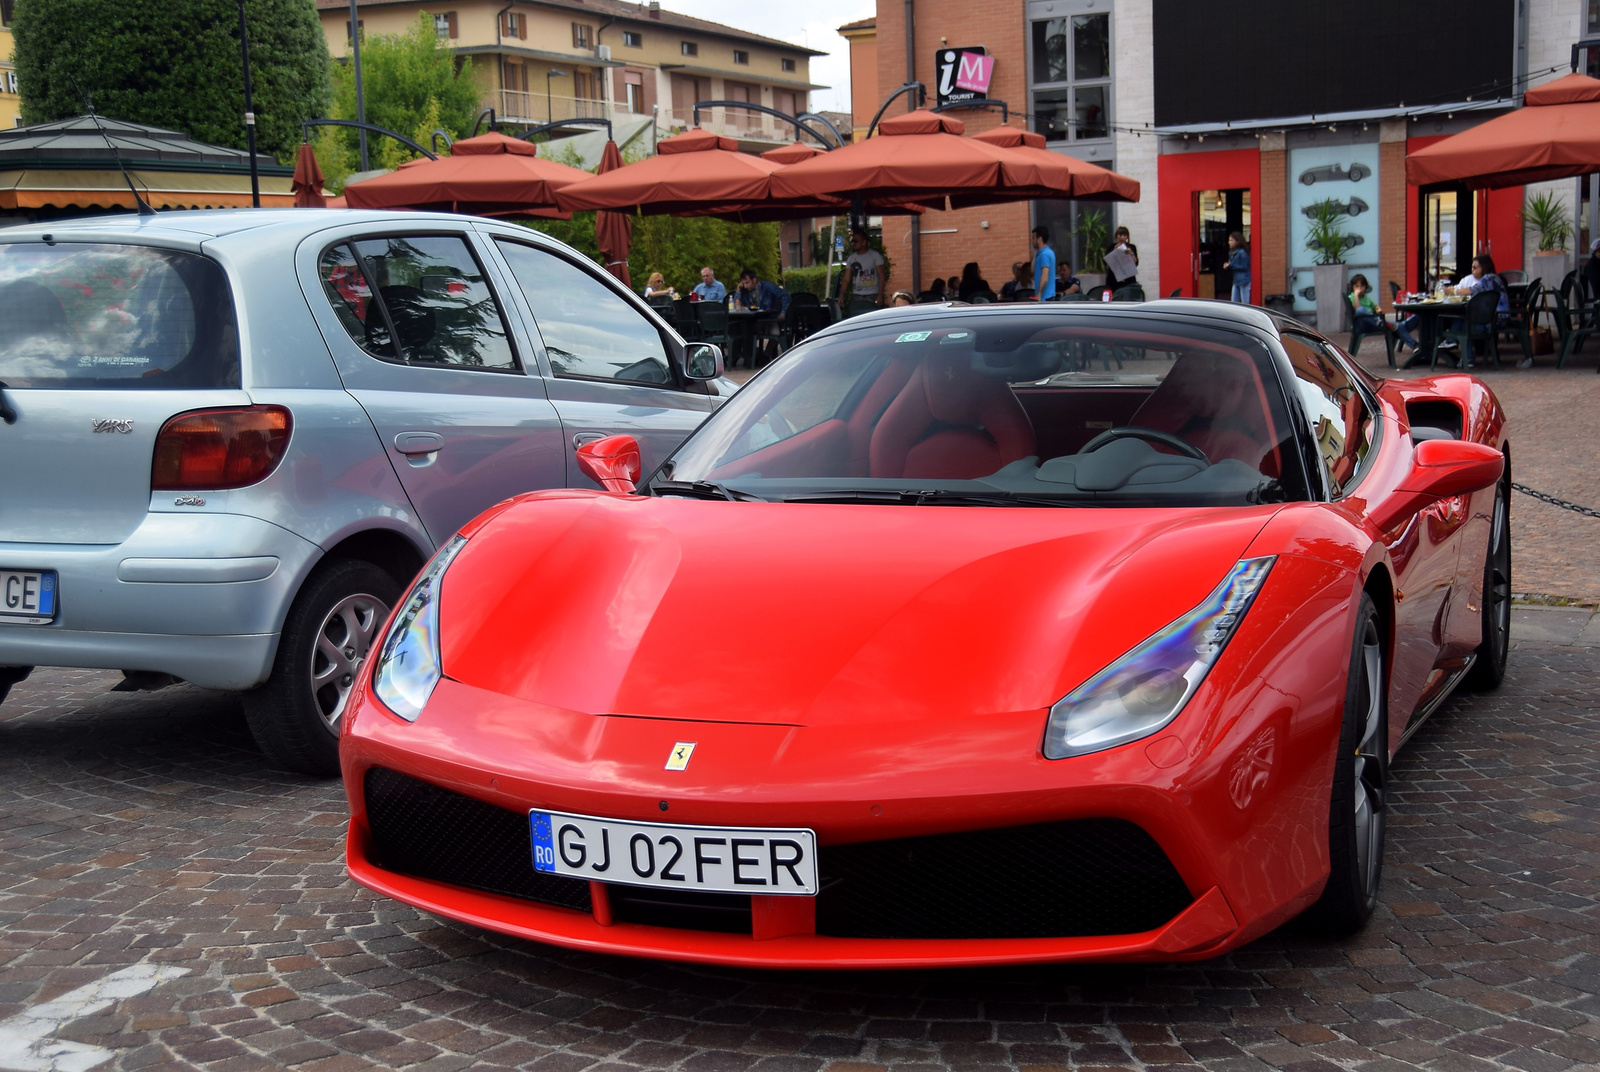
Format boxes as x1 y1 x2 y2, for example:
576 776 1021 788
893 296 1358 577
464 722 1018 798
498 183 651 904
874 0 1030 295
1378 122 1407 308
1258 132 1287 301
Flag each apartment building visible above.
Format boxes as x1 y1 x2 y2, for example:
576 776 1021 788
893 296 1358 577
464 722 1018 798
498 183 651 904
319 0 825 147
0 3 21 129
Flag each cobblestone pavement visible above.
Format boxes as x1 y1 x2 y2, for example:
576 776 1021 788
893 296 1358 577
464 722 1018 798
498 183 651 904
2 607 1597 1072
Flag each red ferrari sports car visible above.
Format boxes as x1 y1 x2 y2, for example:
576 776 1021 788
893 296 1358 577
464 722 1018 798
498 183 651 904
342 301 1508 969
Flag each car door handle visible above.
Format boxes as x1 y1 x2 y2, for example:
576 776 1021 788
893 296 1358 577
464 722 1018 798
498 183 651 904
572 431 610 448
394 431 445 455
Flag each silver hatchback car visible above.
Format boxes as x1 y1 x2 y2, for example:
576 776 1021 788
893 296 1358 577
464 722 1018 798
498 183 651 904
0 210 729 774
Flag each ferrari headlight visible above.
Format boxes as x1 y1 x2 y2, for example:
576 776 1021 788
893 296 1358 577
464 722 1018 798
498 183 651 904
371 534 468 722
1043 557 1275 760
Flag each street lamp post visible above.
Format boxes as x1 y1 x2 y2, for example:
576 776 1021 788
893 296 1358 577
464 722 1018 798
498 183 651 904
236 0 260 208
546 69 569 124
349 0 368 170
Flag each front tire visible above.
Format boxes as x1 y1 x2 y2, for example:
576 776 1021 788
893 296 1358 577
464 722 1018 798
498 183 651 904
245 559 397 777
1302 592 1388 935
1465 466 1511 690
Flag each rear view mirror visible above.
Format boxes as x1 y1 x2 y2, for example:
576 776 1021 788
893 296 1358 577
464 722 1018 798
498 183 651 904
1367 438 1503 531
684 343 723 381
574 434 642 493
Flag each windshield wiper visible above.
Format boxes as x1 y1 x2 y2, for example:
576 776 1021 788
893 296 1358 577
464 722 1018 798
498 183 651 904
784 489 1084 508
651 479 766 502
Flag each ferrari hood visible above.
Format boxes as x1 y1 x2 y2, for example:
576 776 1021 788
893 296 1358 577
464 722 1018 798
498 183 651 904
439 492 1280 726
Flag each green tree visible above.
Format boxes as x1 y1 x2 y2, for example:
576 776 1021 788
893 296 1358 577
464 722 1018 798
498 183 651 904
329 13 480 169
13 0 330 163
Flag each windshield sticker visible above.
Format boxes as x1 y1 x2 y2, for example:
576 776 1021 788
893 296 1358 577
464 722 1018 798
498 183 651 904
76 356 150 367
895 331 932 343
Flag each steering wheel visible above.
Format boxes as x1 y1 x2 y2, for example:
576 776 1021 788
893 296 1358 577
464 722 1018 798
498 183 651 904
1080 426 1210 463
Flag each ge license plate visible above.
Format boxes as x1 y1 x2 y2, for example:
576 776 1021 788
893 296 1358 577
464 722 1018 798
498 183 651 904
531 810 817 895
0 569 57 625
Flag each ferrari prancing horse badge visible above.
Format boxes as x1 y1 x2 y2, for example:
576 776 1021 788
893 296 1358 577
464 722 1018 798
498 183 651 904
665 742 696 771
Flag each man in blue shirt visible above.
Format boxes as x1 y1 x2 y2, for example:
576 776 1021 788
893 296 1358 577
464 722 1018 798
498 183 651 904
1031 226 1057 301
734 269 789 367
692 266 726 303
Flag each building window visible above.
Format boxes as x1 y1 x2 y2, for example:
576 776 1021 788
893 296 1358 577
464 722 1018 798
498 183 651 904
623 30 642 47
433 12 458 39
1030 8 1110 142
503 12 526 38
733 49 749 65
681 40 699 57
0 0 13 27
3 71 15 95
1590 0 1600 35
346 19 363 43
572 22 593 48
625 81 643 112
781 58 796 73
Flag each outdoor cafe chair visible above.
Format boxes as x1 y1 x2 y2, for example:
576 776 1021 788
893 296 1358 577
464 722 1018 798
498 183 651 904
1553 271 1600 369
1111 284 1145 302
1499 278 1542 363
1346 294 1397 368
673 297 702 340
1438 289 1502 370
693 302 732 351
1168 287 1182 298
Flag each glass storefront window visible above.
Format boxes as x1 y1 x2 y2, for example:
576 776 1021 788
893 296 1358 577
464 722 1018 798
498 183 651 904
1030 5 1111 144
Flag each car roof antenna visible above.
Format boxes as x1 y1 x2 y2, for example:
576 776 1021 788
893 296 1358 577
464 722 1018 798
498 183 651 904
82 91 156 217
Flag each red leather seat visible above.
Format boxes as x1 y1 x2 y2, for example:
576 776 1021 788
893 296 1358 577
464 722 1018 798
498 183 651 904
869 349 1035 479
1128 351 1279 475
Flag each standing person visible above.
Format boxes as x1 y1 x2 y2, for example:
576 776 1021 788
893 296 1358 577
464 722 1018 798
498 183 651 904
1226 231 1251 303
838 228 888 307
1031 226 1057 301
1105 226 1139 291
691 266 725 303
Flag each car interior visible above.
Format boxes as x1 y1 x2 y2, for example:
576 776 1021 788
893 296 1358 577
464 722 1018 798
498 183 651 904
676 316 1313 506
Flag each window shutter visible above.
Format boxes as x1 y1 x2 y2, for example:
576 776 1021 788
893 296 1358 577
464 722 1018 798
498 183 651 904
499 12 507 35
446 11 458 38
518 15 527 39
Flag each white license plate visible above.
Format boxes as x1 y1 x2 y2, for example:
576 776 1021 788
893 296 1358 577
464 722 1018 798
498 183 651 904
531 810 817 895
0 570 57 625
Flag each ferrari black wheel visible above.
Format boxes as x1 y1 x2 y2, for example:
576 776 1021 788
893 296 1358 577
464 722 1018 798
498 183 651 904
1302 592 1387 936
1464 465 1511 690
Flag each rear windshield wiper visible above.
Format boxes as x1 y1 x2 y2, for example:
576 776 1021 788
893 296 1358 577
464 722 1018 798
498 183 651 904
650 479 766 502
784 489 1084 508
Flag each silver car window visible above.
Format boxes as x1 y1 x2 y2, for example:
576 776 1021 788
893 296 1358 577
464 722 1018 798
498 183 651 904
494 240 672 386
318 236 518 371
0 243 238 389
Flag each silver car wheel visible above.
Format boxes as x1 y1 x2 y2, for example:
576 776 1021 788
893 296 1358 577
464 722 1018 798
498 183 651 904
309 592 390 734
1351 627 1386 902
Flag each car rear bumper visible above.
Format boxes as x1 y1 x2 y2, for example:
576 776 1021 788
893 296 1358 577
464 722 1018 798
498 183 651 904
0 627 278 690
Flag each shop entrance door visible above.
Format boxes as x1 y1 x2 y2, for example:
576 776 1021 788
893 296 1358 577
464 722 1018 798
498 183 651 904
1195 188 1250 299
1422 187 1475 288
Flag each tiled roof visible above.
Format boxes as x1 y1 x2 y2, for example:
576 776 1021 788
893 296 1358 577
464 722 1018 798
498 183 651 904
319 0 828 55
836 17 875 32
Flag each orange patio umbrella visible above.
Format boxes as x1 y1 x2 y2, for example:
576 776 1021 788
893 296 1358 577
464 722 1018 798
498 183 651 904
292 142 326 208
342 132 585 216
594 138 633 287
1407 73 1600 189
965 127 1139 205
665 141 931 222
557 128 783 215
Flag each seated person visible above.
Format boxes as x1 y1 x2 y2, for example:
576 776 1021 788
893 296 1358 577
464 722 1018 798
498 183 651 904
890 290 915 307
733 268 788 366
956 262 991 301
999 262 1030 302
1348 274 1396 341
643 272 675 299
1056 261 1082 298
919 277 948 303
691 266 726 303
1582 238 1600 301
1449 254 1508 314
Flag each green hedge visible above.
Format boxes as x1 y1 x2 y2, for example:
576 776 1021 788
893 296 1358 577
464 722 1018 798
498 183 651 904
780 264 833 299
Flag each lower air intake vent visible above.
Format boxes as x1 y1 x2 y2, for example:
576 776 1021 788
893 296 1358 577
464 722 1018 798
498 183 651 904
363 767 591 913
817 818 1192 939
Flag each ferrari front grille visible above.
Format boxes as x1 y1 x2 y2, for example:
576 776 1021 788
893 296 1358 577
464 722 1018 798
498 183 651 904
816 818 1192 939
362 767 592 913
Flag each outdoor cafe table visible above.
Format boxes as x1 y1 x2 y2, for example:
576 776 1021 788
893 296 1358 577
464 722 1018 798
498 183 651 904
1394 297 1470 368
727 307 781 367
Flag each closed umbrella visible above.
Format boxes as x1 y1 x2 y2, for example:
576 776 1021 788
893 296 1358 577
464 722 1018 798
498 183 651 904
292 142 326 208
342 132 585 216
1407 74 1600 189
593 139 632 287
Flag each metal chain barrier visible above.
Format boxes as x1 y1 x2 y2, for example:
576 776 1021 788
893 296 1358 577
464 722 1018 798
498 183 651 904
1513 482 1600 519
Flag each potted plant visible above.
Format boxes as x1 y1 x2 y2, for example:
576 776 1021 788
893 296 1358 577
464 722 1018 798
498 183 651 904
1521 190 1574 284
1072 209 1109 291
1305 199 1352 333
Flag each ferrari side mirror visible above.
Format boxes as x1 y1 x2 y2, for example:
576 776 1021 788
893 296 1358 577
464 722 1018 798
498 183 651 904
1368 438 1503 532
683 342 724 381
575 434 642 493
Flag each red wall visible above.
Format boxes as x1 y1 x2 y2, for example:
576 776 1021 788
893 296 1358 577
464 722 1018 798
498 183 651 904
1157 147 1262 302
1405 134 1522 292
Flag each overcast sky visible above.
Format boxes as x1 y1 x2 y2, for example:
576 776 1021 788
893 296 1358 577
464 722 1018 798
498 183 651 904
663 0 875 114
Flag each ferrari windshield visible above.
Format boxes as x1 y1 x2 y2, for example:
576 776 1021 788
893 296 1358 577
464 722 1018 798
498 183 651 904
658 310 1311 507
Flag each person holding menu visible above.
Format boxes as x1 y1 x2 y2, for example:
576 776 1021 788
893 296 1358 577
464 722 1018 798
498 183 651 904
1105 226 1139 291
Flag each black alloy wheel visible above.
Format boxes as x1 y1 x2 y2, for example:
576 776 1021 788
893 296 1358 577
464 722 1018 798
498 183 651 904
1302 592 1388 935
1465 464 1511 690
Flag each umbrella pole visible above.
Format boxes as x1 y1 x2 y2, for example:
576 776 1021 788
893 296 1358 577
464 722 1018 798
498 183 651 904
825 216 836 301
